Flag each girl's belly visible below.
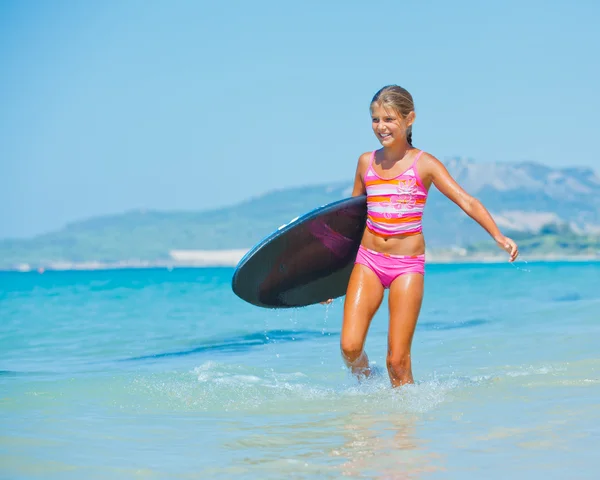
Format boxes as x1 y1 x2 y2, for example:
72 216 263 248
361 228 426 256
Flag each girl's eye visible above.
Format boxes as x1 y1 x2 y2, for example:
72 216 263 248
372 118 379 123
385 117 394 122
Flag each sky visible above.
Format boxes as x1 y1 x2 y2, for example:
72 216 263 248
1 0 599 239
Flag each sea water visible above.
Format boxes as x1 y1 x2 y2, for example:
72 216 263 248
1 262 599 479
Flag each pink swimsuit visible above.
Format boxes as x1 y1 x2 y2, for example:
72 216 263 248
355 246 425 288
355 150 428 288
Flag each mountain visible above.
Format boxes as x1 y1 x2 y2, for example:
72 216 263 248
1 158 599 269
444 158 600 230
423 158 600 246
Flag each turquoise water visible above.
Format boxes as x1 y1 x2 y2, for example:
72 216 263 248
1 262 599 479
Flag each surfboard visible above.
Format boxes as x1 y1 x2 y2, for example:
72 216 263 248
232 195 367 308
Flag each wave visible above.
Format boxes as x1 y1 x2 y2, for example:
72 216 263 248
124 318 489 362
418 318 489 331
123 329 331 361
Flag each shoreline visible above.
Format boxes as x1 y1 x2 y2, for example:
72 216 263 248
2 249 599 272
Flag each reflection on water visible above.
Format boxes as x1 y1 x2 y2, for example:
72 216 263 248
333 413 443 479
219 410 444 479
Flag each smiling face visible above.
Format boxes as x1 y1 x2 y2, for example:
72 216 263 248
370 103 415 147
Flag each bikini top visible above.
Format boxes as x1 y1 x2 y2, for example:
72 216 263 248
364 150 428 237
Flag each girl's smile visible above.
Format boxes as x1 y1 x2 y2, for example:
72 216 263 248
370 104 414 146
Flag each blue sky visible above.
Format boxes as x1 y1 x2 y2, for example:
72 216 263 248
1 0 599 238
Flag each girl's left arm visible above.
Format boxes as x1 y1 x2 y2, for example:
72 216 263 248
425 155 519 262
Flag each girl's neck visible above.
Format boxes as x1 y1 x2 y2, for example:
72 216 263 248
381 141 412 163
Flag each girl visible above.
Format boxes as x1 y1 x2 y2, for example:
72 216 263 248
340 85 518 387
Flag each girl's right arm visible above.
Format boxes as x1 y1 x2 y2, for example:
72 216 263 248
351 152 371 196
320 153 370 306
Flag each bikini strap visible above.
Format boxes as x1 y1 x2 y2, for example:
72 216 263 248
365 150 376 176
411 150 424 168
369 150 376 169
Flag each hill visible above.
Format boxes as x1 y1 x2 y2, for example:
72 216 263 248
1 158 599 269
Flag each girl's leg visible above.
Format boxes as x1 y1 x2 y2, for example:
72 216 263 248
340 264 385 377
387 273 424 387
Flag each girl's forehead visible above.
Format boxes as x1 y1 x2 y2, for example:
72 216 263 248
370 103 399 116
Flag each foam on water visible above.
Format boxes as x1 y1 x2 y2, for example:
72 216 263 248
117 359 494 417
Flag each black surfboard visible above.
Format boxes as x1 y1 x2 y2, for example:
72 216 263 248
232 196 367 308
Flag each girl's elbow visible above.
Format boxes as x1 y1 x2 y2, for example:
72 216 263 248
461 196 479 215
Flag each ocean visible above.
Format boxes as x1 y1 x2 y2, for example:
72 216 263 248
1 262 599 479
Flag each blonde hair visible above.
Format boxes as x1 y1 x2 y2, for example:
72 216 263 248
371 85 415 145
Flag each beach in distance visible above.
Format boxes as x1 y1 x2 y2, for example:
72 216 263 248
6 248 599 272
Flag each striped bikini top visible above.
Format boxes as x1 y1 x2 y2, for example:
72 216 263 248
364 150 428 237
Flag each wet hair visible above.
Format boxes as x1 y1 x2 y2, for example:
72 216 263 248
371 85 415 146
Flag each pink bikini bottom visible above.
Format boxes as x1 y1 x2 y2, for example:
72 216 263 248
355 245 425 289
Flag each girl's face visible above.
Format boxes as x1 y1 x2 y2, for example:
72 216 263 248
370 104 414 147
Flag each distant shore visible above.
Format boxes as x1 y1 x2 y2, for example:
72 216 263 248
2 248 599 272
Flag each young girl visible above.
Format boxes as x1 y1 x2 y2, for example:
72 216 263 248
340 85 518 387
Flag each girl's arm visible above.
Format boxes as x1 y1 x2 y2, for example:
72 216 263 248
351 153 370 196
320 152 370 307
424 155 519 262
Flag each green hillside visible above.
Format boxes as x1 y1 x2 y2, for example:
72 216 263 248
467 223 600 257
1 179 599 270
0 184 351 268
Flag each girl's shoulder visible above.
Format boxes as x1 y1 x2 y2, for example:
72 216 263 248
356 150 375 174
415 148 435 161
415 149 443 171
358 150 375 163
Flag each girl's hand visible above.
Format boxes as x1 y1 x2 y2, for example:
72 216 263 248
496 235 519 262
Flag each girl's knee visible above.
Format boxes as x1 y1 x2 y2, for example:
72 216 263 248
340 338 363 363
386 352 411 376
